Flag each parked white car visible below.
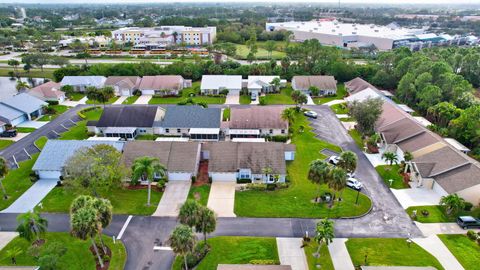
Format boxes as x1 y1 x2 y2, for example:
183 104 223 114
328 155 340 165
346 178 363 190
304 110 318 119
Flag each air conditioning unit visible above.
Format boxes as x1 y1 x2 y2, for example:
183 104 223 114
332 29 336 32
375 29 379 32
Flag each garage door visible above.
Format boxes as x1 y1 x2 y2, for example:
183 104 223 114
121 89 131 96
11 115 27 126
211 172 237 182
38 170 61 180
142 90 155 95
168 172 191 181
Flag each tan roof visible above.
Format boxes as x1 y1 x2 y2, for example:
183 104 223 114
138 75 184 90
396 132 440 154
104 76 140 89
218 265 292 270
229 107 288 130
203 142 294 174
379 118 425 144
413 146 470 177
292 76 337 90
345 77 378 94
376 102 407 129
434 163 480 193
28 81 64 99
122 141 200 172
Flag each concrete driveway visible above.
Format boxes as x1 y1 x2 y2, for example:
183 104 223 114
17 121 47 129
134 95 152 104
276 238 308 270
2 179 58 213
0 232 18 250
152 181 191 217
207 182 236 217
225 92 239 105
416 221 480 236
113 96 127 104
390 187 442 209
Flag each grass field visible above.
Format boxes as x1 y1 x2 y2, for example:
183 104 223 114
67 92 85 101
405 205 480 223
304 242 334 270
234 112 372 218
375 165 408 189
439 234 480 270
0 232 126 270
234 42 286 60
330 103 349 114
240 94 251 105
122 95 139 104
313 84 347 105
59 108 102 140
0 67 55 79
263 87 294 105
0 154 38 211
16 127 36 133
38 105 69 121
172 236 279 270
0 140 13 151
34 136 48 149
86 96 119 105
346 238 444 270
148 82 225 105
188 185 211 206
348 129 364 149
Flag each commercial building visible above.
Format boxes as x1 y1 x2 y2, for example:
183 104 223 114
111 26 216 47
266 19 462 51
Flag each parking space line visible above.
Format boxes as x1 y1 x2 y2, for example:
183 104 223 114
23 148 31 159
117 215 133 240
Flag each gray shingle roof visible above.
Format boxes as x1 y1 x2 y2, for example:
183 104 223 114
0 93 47 114
32 140 125 172
0 103 24 120
96 106 159 128
156 106 221 128
60 76 106 87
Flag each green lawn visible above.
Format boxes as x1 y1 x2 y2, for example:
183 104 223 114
240 94 251 105
234 112 372 218
234 43 286 60
330 103 349 114
59 108 103 140
38 105 70 121
0 140 13 151
439 234 480 270
376 165 409 189
348 129 364 149
86 96 119 105
136 134 160 140
304 242 334 270
37 186 162 215
34 136 48 149
172 236 279 270
67 92 85 101
188 185 211 206
0 232 126 270
346 238 444 270
122 95 139 104
0 67 56 79
263 87 294 105
16 127 36 133
222 107 230 121
339 117 354 122
313 84 347 105
149 82 225 105
0 154 38 211
405 205 480 223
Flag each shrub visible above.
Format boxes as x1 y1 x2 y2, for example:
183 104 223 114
421 209 430 217
197 101 208 108
250 259 278 265
29 171 39 182
133 89 141 96
219 89 229 96
276 182 289 189
237 178 252 184
259 96 266 105
46 100 59 106
266 183 276 191
191 175 196 183
467 230 477 240
208 176 212 183
270 135 289 142
464 202 474 211
246 183 267 191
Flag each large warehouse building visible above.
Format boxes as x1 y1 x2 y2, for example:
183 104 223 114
266 19 464 50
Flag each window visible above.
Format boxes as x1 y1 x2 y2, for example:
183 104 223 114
177 128 181 133
165 128 169 133
281 129 285 134
269 129 273 134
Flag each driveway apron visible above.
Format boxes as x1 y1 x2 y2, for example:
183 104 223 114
276 237 308 270
2 179 58 213
207 182 236 217
152 181 191 217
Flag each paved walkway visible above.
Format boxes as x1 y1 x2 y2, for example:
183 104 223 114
390 187 442 209
0 232 18 250
113 96 127 104
2 179 58 213
225 92 240 105
416 222 480 236
328 238 355 270
207 182 236 217
306 95 315 105
17 121 47 129
276 238 308 270
324 99 346 106
134 95 152 104
413 235 464 270
152 181 191 217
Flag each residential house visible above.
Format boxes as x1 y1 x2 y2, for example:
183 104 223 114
201 142 295 182
122 141 201 181
344 77 378 95
154 106 221 141
292 75 337 95
138 75 191 96
0 93 48 125
344 87 383 103
200 75 242 95
0 121 6 133
32 140 125 179
243 76 287 95
87 106 164 139
60 76 107 92
27 81 66 103
225 107 288 139
104 76 141 96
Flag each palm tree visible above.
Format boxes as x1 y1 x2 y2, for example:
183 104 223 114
16 211 48 242
270 77 281 92
0 157 9 200
169 225 196 270
313 219 335 257
97 86 115 108
308 159 331 201
131 156 166 206
281 108 296 125
195 206 216 245
16 80 30 92
6 246 22 265
92 198 113 254
85 86 99 107
70 206 104 268
382 152 398 166
440 194 465 216
338 151 358 174
262 167 273 182
7 59 20 77
328 167 347 203
178 200 200 228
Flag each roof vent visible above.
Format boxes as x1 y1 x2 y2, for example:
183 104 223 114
332 29 335 32
374 29 379 32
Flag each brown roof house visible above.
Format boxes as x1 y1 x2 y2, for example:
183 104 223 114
104 76 141 96
292 75 337 95
226 107 288 139
28 81 66 102
201 141 295 182
138 75 191 96
122 141 201 181
345 77 378 95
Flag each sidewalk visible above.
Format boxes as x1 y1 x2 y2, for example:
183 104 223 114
413 235 464 270
0 232 18 250
134 95 152 104
324 99 346 106
328 238 355 270
113 96 127 104
276 238 308 270
306 95 315 105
